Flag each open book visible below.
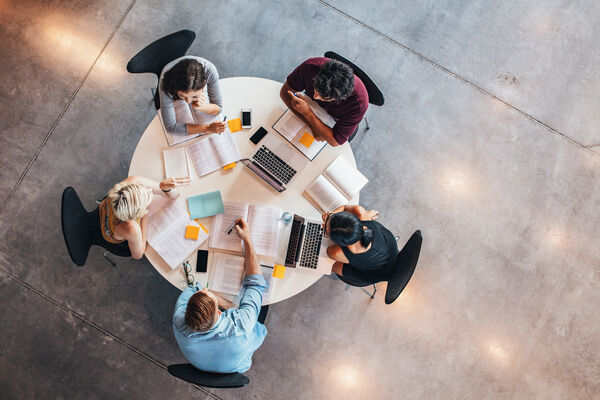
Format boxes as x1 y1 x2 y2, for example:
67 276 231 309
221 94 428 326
272 95 336 161
208 253 274 300
185 132 241 176
303 155 369 213
158 100 222 146
146 195 208 268
208 201 282 257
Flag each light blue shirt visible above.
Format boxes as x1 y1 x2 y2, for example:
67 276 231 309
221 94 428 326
172 274 268 373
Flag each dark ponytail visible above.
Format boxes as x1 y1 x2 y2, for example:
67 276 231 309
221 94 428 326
329 211 372 247
161 59 207 98
360 223 374 247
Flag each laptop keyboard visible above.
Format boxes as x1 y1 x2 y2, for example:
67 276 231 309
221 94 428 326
299 222 323 269
253 146 297 185
285 218 303 265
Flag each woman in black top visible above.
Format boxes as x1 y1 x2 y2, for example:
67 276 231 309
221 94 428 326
323 205 398 284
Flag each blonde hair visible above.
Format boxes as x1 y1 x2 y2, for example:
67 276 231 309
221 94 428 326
107 182 151 221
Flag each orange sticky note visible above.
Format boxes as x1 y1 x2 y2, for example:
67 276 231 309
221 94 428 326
223 162 236 170
299 132 315 148
273 264 286 279
227 118 242 133
184 225 200 240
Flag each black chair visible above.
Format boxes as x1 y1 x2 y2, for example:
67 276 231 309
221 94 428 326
167 364 249 388
324 51 385 141
337 230 422 304
61 187 131 267
126 30 197 109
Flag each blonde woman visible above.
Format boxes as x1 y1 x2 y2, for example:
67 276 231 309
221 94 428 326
98 176 190 259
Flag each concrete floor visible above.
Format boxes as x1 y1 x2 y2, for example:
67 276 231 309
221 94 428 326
1 0 599 399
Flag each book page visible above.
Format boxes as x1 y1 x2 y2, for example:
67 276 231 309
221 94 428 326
158 110 201 147
303 96 336 128
186 136 221 176
163 147 190 179
209 253 245 295
146 196 208 268
208 202 249 253
304 175 348 212
247 205 282 257
323 155 369 200
272 110 306 141
173 100 196 124
211 132 241 166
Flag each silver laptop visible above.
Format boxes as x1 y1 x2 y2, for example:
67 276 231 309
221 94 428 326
278 214 333 275
241 134 307 192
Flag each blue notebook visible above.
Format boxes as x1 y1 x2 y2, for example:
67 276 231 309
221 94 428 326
187 191 225 219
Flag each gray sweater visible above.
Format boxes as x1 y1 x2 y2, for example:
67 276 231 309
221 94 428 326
158 56 222 135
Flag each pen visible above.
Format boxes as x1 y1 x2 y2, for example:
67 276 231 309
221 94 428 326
226 219 238 235
219 115 227 135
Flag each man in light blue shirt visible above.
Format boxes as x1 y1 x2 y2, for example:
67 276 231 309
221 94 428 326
172 218 268 373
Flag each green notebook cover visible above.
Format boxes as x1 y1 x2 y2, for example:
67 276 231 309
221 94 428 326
187 191 225 219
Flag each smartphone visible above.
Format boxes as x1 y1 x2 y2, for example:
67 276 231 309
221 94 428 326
241 109 252 129
196 249 208 273
250 127 268 144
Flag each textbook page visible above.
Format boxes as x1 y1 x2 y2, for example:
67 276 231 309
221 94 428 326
163 147 190 179
323 155 369 200
303 175 348 213
247 205 282 258
186 132 241 176
146 196 208 268
272 110 305 142
159 100 202 146
209 253 245 295
208 202 249 253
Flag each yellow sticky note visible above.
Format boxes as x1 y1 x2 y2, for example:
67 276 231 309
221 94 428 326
184 225 200 240
223 162 236 170
227 118 242 133
299 131 315 148
273 264 286 279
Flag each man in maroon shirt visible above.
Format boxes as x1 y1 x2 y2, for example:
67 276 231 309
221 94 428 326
279 57 369 146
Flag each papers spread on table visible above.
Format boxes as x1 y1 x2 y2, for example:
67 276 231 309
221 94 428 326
146 195 208 269
163 147 190 179
208 253 245 295
208 201 282 257
187 191 225 219
185 131 241 176
272 95 336 161
208 254 274 300
303 155 369 213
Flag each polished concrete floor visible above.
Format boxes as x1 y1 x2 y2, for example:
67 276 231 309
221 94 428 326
1 0 599 399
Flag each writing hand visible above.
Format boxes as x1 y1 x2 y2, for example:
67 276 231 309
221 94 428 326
287 90 311 116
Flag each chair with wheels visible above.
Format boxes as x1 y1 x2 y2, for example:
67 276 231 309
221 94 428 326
324 51 385 142
126 29 197 109
61 187 131 267
337 230 422 303
167 364 249 388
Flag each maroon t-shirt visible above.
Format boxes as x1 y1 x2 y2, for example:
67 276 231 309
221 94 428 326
286 57 369 144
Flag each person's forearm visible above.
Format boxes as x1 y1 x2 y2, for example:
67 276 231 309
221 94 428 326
304 112 339 146
243 239 261 276
280 85 311 124
187 123 212 135
343 205 365 216
140 216 148 246
125 176 160 192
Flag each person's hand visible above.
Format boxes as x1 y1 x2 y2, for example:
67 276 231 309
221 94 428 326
321 211 331 222
191 91 208 108
233 218 251 242
365 209 379 220
203 121 227 134
288 91 311 116
160 177 191 199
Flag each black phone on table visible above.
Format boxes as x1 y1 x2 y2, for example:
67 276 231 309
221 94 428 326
196 250 208 273
250 127 268 144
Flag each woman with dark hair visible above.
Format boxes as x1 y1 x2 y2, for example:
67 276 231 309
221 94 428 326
158 56 226 135
323 205 398 284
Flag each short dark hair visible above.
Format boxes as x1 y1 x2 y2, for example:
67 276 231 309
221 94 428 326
185 291 217 332
313 60 355 101
161 59 207 98
329 211 374 247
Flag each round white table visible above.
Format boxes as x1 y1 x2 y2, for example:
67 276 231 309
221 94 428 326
129 77 359 304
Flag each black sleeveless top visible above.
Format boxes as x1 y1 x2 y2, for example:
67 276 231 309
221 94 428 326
341 221 398 272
